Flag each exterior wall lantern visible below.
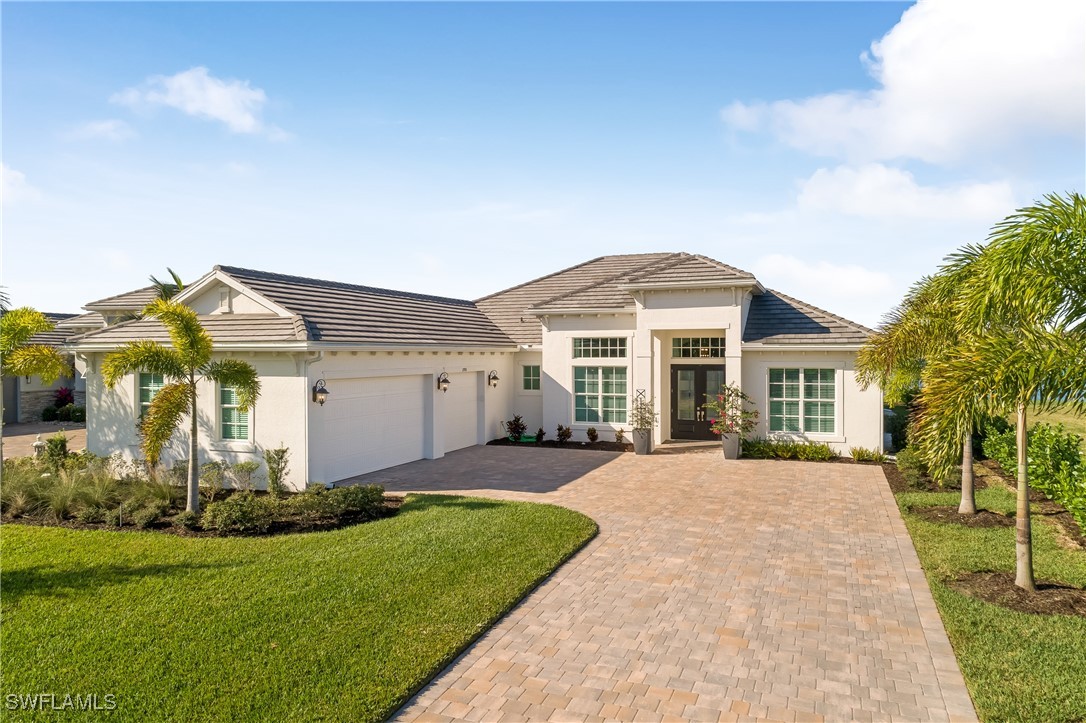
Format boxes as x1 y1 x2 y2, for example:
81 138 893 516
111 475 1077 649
487 370 500 388
312 379 330 406
437 372 451 393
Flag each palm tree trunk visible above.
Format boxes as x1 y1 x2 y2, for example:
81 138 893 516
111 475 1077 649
187 377 200 514
1014 402 1035 591
958 434 976 514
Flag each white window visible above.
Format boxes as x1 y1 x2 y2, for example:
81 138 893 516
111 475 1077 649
572 337 626 359
138 373 165 418
522 365 540 391
672 337 725 358
574 366 627 423
769 368 835 434
220 386 249 440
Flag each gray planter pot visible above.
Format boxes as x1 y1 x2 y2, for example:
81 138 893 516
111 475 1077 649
633 429 652 455
721 434 740 460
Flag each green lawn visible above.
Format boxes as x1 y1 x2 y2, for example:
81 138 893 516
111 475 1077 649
1021 403 1085 448
897 486 1086 722
0 494 597 722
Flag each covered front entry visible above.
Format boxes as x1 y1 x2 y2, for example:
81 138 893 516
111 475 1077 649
670 364 724 440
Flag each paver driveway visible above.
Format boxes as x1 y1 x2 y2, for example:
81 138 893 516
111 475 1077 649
347 446 976 722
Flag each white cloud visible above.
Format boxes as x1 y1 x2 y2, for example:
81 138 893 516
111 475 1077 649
797 164 1016 221
722 0 1085 164
111 66 282 136
62 119 135 142
750 253 897 325
1 163 41 205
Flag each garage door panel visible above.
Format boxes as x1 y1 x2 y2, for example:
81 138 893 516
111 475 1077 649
318 375 426 483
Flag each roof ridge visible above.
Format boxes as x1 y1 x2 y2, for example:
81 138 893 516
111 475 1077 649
689 253 756 279
474 253 679 303
83 285 157 309
530 252 686 309
215 265 477 308
764 288 874 335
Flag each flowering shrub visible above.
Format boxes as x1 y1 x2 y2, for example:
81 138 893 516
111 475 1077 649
702 383 759 437
54 387 75 408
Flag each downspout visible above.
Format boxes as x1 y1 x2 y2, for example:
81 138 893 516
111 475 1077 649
302 351 324 489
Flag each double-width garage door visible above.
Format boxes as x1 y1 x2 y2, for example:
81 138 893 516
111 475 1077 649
316 372 482 484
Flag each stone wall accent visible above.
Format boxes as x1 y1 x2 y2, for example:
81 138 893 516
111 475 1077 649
19 390 59 423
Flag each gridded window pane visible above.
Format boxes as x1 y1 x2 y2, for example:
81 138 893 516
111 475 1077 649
522 365 540 391
804 401 835 434
671 337 725 358
573 366 627 424
138 373 164 418
769 368 832 434
572 338 627 358
220 385 249 440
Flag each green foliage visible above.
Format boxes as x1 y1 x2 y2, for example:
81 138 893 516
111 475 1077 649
629 398 658 431
264 447 290 499
895 448 928 488
555 425 572 444
614 428 625 443
1 307 73 383
535 427 545 443
885 407 909 451
172 510 200 531
43 471 81 522
202 492 274 533
70 406 86 423
984 422 1086 529
283 485 385 522
75 506 106 524
703 383 759 437
43 432 69 471
199 461 228 504
41 406 58 422
505 414 527 441
741 438 836 461
585 427 598 443
850 447 888 463
132 503 169 530
56 403 74 422
229 461 262 491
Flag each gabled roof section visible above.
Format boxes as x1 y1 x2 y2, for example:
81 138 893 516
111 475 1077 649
55 312 105 330
475 253 676 344
216 266 514 346
83 286 159 312
623 253 756 287
743 290 873 344
73 315 309 346
28 313 82 348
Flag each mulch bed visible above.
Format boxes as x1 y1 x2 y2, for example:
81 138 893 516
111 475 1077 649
2 497 404 538
487 438 633 453
950 571 1086 617
910 505 1014 528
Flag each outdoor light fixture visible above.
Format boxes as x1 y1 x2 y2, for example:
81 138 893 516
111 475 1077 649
312 379 330 406
487 370 500 387
437 372 451 393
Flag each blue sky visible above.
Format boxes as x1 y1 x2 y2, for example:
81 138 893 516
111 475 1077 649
3 1 1083 327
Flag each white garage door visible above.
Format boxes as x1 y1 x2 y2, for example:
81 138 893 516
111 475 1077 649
318 375 426 483
443 372 481 453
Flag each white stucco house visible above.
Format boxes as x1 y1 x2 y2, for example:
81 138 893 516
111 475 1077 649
72 252 882 490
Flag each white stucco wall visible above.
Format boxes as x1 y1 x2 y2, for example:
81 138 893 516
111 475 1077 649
512 350 543 435
84 352 308 490
741 348 883 454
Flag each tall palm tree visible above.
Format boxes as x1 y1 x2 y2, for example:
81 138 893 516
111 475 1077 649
102 299 260 514
857 268 982 514
915 192 1086 591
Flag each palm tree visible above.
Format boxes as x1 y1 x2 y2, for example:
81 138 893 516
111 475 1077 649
915 192 1086 591
149 268 185 301
1 307 74 467
102 299 260 514
857 268 983 514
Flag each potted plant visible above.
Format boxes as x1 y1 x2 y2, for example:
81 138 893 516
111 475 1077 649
702 383 759 459
629 398 658 455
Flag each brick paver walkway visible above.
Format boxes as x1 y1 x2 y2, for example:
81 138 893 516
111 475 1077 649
348 447 976 722
1 422 87 459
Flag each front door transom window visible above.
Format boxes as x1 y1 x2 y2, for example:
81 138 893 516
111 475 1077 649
672 337 724 358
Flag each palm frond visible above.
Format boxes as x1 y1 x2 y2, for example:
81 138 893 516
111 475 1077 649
141 299 212 370
140 382 193 467
101 341 185 388
1 307 55 352
2 345 72 384
202 359 262 411
149 268 185 301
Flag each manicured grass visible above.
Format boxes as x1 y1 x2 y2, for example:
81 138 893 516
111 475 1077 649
1 494 597 721
897 486 1086 722
1016 403 1085 448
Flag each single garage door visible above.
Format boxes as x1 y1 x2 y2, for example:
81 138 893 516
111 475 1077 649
443 371 481 453
318 375 426 483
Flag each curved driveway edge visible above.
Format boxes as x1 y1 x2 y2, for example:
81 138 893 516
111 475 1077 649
346 447 976 722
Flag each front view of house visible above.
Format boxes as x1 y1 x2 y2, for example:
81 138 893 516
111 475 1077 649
73 252 882 490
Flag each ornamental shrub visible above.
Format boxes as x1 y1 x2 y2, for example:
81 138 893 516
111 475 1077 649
56 404 74 422
202 492 274 533
850 447 887 463
586 427 599 443
556 425 573 445
740 438 836 461
70 406 86 423
506 415 527 441
895 448 927 488
264 446 290 499
41 406 58 422
535 427 546 443
54 387 75 408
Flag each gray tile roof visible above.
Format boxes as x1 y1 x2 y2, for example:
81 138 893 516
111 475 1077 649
476 253 676 344
624 253 756 285
217 266 514 347
74 315 308 345
743 290 872 344
83 286 159 311
55 312 106 330
27 313 82 348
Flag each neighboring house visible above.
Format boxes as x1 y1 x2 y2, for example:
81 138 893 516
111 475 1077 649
4 312 96 423
73 253 881 490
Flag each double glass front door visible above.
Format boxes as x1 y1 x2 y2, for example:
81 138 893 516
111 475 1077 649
670 365 725 440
